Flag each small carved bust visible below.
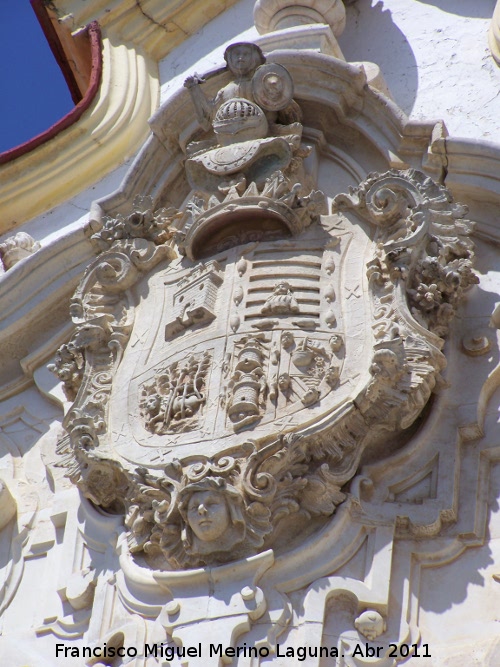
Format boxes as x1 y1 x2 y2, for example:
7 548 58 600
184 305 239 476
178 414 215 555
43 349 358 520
261 281 300 315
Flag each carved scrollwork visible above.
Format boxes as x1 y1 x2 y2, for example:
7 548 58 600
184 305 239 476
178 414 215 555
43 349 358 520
90 194 181 252
50 197 178 507
47 343 85 401
333 168 478 337
125 435 346 569
51 63 477 573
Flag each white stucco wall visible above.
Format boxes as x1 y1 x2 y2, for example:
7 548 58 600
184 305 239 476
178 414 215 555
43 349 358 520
340 0 499 140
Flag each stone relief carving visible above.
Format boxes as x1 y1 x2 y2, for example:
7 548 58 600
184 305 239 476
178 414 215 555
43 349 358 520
140 352 211 434
178 42 326 260
90 194 181 252
333 169 478 338
164 260 224 337
47 343 85 401
126 436 346 569
184 43 302 188
50 41 477 580
52 169 477 572
226 335 268 431
0 231 41 271
261 280 300 315
50 196 179 509
271 334 339 408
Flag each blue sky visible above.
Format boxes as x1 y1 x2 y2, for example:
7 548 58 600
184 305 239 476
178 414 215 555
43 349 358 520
0 2 74 154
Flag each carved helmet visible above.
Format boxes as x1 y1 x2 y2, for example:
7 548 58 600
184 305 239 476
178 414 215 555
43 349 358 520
223 42 266 69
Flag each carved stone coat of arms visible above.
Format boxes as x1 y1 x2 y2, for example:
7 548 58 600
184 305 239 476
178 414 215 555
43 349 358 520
51 42 477 572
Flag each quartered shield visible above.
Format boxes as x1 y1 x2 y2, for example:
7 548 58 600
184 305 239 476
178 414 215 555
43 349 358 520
109 217 366 468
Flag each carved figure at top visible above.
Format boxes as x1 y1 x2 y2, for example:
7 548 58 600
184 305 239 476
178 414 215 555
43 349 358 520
184 42 303 193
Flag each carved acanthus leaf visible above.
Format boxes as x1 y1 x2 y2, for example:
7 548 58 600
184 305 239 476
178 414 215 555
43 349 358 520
90 195 182 252
333 168 478 337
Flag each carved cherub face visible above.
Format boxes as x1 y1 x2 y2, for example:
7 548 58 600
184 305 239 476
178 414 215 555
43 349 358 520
186 490 230 542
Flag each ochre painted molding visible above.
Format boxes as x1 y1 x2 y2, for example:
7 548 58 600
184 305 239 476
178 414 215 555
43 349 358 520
0 0 241 229
48 0 241 61
489 0 500 65
0 35 158 230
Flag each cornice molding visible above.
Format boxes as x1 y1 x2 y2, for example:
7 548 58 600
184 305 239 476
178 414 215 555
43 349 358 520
49 0 241 61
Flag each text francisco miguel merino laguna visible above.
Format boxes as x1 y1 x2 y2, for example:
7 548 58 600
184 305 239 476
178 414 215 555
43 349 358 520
55 641 386 660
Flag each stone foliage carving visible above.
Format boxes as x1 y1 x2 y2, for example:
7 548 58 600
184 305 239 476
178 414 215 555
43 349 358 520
48 343 85 402
333 169 478 338
261 280 300 315
90 195 181 252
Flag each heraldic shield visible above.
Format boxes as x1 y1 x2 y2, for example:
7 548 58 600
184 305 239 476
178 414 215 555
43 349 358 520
51 42 477 571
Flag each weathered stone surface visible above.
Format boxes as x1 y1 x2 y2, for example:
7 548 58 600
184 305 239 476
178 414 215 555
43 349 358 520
0 2 499 666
